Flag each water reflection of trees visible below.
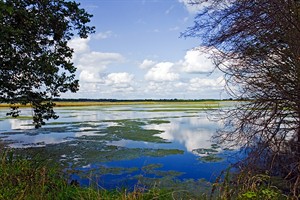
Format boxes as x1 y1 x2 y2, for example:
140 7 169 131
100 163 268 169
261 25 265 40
184 0 300 196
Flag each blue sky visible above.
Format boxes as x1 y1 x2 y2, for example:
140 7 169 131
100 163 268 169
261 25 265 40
64 0 227 99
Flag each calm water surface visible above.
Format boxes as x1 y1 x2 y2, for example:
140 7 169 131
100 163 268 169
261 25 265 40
0 103 237 191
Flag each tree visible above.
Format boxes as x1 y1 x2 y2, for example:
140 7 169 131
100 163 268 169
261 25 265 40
0 0 95 128
183 0 300 195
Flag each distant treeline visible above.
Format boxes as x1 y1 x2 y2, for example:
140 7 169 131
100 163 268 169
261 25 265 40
53 98 236 102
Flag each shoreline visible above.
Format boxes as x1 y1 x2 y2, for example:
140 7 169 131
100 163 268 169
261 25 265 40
0 99 234 108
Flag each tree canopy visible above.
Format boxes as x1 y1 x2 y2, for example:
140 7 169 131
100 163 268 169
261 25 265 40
184 0 300 195
0 0 95 127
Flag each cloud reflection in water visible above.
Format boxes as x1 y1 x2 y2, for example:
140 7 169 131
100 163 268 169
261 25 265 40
146 116 219 152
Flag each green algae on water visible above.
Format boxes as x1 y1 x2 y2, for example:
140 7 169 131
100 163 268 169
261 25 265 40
104 119 168 143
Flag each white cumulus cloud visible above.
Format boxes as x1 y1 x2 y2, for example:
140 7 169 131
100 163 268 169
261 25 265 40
68 37 90 57
77 52 123 71
76 52 124 83
77 52 124 85
145 62 179 82
69 37 125 90
181 49 215 73
105 72 134 88
139 59 156 69
188 76 225 91
79 70 103 83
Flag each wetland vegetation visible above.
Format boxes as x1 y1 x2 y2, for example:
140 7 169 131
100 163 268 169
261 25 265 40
0 101 236 199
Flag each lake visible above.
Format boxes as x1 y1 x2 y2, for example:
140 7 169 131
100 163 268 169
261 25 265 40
0 102 237 195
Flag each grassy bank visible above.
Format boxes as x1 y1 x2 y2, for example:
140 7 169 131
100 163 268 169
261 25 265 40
1 149 290 200
0 149 200 200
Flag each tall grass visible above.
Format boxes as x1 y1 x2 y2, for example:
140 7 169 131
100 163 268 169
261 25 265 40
1 149 73 199
2 147 291 199
210 168 291 200
0 149 199 200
